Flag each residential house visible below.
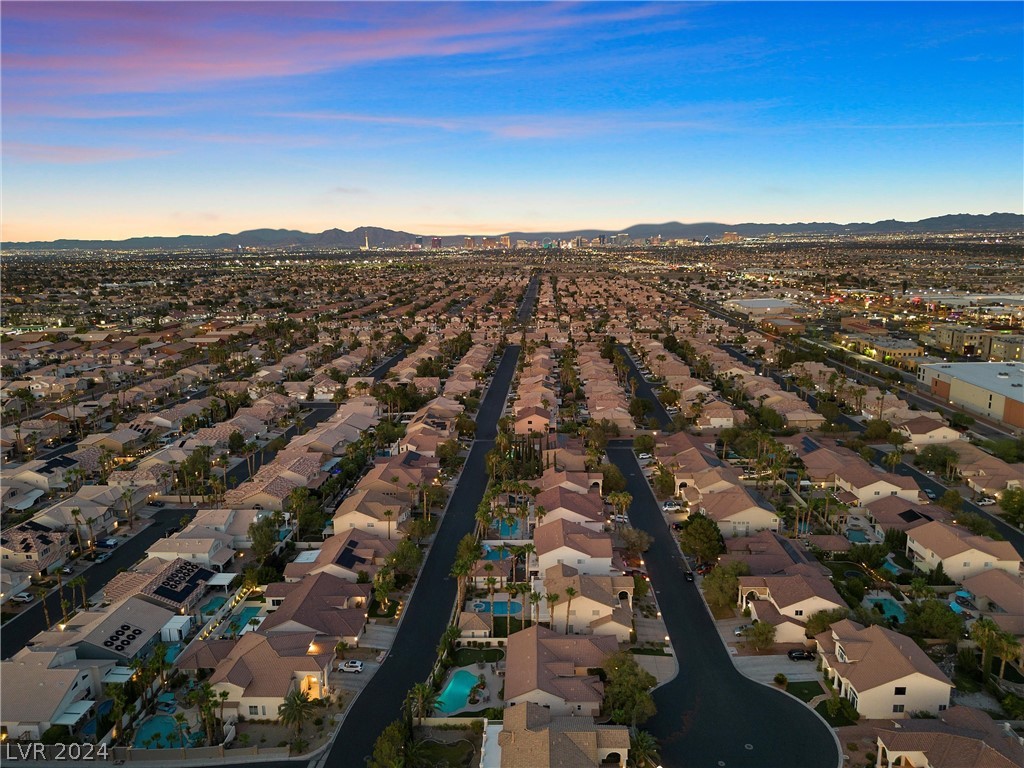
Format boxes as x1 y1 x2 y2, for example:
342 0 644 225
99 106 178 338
896 416 964 452
906 521 1021 582
833 462 921 506
534 487 606 532
261 573 369 647
699 486 779 539
331 488 409 539
738 566 846 644
960 570 1024 640
872 705 1024 768
541 564 634 641
503 624 618 716
283 529 396 582
815 619 953 719
1 521 71 576
534 518 613 576
496 702 630 768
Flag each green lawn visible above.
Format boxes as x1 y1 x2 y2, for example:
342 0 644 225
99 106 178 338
368 597 399 619
815 699 859 727
417 739 475 767
786 681 824 703
453 647 505 666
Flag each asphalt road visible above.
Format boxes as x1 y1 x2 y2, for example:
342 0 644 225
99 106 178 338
1 507 195 659
517 275 539 323
617 344 673 429
322 344 522 765
606 441 840 768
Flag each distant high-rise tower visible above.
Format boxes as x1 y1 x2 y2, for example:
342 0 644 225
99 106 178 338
431 237 443 249
360 234 370 251
464 237 475 248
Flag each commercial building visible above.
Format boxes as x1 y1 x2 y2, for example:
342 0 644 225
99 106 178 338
916 362 1024 429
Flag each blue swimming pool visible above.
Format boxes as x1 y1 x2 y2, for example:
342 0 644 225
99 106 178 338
482 547 507 561
950 602 966 615
200 596 226 616
496 519 521 538
163 642 183 664
846 529 869 543
882 561 901 575
473 600 523 615
80 699 113 737
436 670 479 715
132 715 203 749
227 606 262 633
867 597 907 624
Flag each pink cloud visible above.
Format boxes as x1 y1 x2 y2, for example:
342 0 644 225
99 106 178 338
3 141 172 164
2 2 681 96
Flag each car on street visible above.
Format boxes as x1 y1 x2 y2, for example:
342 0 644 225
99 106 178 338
149 500 165 508
684 572 695 582
61 566 74 575
733 624 752 637
663 501 682 512
924 490 937 500
94 552 112 563
12 592 34 603
100 538 119 548
977 498 996 506
339 660 364 674
788 649 816 661
637 452 652 461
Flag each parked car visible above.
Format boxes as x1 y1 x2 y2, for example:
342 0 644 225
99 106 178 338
788 649 816 661
100 538 119 548
663 501 682 512
94 552 112 563
977 498 996 506
339 660 364 674
638 452 653 461
12 592 34 603
150 500 165 508
684 572 695 582
924 490 937 500
60 566 74 575
733 624 752 637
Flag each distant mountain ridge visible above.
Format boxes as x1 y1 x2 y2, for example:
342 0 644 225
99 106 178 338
8 213 1022 250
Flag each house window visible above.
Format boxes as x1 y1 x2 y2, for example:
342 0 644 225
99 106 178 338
938 704 947 711
249 706 259 716
892 704 904 713
894 687 906 696
795 610 803 617
262 706 267 716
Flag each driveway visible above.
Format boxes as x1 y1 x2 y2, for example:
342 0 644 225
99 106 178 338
607 442 839 768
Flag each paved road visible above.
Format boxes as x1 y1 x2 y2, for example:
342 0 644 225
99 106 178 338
606 441 839 768
1 507 194 659
323 344 522 765
517 274 539 323
617 344 673 429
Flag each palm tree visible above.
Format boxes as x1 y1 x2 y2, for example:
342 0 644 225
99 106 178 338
407 682 439 727
69 508 86 553
335 640 349 661
451 558 471 610
383 508 394 540
35 586 52 629
108 682 128 741
529 590 542 627
506 582 520 633
996 629 1022 680
628 729 661 768
120 486 136 529
84 516 97 553
486 576 498 630
217 690 230 740
563 586 578 634
56 571 69 624
970 618 1002 681
69 575 88 610
545 592 559 629
520 542 536 580
174 712 189 758
278 689 314 739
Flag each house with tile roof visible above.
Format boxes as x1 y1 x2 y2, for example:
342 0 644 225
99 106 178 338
204 632 334 720
833 462 921 506
541 564 634 641
496 702 630 768
534 487 606 531
960 570 1024 640
1 520 71 575
815 619 953 719
738 569 846 644
698 486 780 538
282 529 396 582
331 488 410 539
534 518 613 576
872 705 1024 768
896 416 964 452
906 520 1021 582
504 625 618 716
261 572 369 646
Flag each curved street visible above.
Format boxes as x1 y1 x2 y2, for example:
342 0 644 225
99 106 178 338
607 441 840 768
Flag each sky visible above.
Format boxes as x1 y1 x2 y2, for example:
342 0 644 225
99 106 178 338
2 1 1022 242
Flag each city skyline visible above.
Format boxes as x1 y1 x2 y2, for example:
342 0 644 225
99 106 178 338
2 1 1022 242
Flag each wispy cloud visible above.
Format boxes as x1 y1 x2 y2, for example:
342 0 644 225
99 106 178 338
3 141 172 164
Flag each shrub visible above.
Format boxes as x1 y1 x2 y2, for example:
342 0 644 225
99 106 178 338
774 673 788 687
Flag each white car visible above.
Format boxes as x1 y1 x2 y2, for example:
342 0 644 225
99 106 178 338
663 501 682 512
976 498 996 506
638 452 652 461
12 592 33 604
339 660 364 674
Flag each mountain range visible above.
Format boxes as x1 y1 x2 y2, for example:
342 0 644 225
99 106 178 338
8 213 1022 251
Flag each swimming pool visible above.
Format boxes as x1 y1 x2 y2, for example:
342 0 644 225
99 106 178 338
882 561 901 575
163 642 183 664
200 596 226 616
496 519 522 538
435 670 479 715
867 597 907 624
473 600 523 615
846 529 869 543
227 606 262 634
132 715 203 749
482 547 507 561
80 699 113 737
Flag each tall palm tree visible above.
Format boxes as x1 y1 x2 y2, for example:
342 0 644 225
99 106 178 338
628 729 661 768
563 587 578 634
69 508 86 553
35 586 52 629
407 682 439 727
383 508 394 540
519 543 536 580
56 571 69 624
970 618 1002 681
996 629 1022 679
505 582 520 633
335 640 349 661
69 575 88 610
529 590 542 627
545 592 559 629
120 486 136 529
174 712 189 758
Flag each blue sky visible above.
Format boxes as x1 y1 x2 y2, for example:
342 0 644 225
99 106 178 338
2 1 1021 240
